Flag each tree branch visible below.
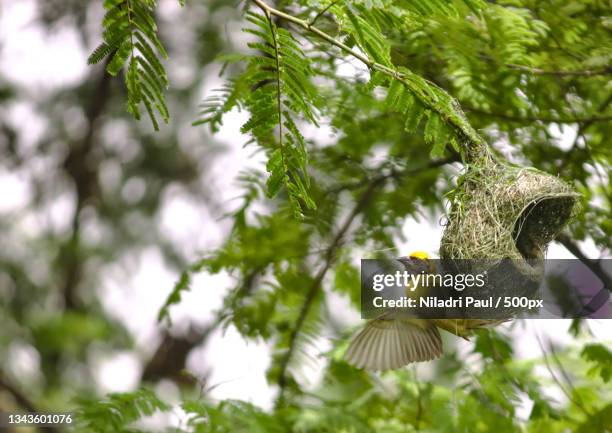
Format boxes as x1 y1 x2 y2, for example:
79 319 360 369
506 64 612 77
275 157 454 404
466 107 612 124
60 61 112 310
249 0 488 158
145 265 264 385
0 373 60 433
276 174 384 403
309 0 340 26
477 55 612 77
141 324 214 384
556 233 612 292
535 334 591 417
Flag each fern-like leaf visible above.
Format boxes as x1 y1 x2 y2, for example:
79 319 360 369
197 11 319 218
75 388 170 433
89 0 181 130
251 15 319 218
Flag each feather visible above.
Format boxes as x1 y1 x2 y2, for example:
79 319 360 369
345 319 443 371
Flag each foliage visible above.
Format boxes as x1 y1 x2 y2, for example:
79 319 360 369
132 1 610 430
88 0 184 129
73 337 612 432
581 343 612 383
1 1 611 433
191 1 492 215
242 12 320 217
75 389 170 432
85 1 611 430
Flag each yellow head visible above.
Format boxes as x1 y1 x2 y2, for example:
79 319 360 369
408 251 430 260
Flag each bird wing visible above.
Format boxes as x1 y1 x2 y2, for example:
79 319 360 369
344 318 443 371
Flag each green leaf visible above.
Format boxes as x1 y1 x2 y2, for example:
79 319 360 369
266 149 286 198
106 40 131 76
75 388 170 433
581 343 612 382
88 42 114 65
157 258 210 324
404 102 426 133
235 12 318 217
89 0 171 129
425 113 449 157
385 80 405 111
576 403 612 433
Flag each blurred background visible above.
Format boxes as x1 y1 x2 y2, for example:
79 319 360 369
0 0 610 431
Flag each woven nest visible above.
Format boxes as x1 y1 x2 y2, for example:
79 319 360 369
440 160 580 262
437 157 580 312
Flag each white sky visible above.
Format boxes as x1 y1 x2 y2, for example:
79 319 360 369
0 0 610 419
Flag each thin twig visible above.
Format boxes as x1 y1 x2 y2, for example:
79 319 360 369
465 107 612 124
251 0 373 66
507 64 612 77
478 55 612 77
535 334 591 416
275 158 454 404
571 94 612 203
561 91 612 160
276 174 385 403
0 373 60 433
260 6 290 192
548 342 581 401
309 0 340 26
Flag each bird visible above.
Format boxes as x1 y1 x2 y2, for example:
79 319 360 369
344 251 499 371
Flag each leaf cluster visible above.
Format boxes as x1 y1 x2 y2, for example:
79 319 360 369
75 389 170 433
88 0 182 129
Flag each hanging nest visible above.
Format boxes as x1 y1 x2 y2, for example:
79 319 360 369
440 159 580 261
437 156 580 314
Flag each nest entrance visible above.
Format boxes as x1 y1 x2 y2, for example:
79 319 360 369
513 196 577 261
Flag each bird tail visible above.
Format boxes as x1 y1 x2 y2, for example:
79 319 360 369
344 320 443 371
